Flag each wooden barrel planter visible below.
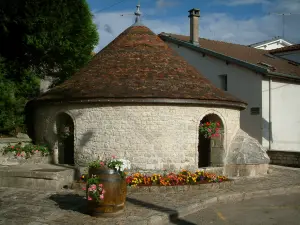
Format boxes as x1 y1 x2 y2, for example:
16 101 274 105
87 167 127 217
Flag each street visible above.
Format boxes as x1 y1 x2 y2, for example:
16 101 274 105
172 193 300 225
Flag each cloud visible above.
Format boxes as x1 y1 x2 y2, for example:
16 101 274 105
92 11 187 52
156 0 179 9
104 24 113 35
92 0 300 52
267 0 300 14
215 0 269 6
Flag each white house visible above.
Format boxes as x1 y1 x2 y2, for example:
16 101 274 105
269 44 300 64
159 8 300 167
249 37 293 50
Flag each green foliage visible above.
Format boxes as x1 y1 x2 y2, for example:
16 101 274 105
199 121 222 138
0 0 99 135
86 177 105 202
0 58 40 135
88 160 104 169
2 143 50 158
0 0 99 83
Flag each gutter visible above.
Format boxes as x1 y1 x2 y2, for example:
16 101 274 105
160 34 300 82
28 97 247 110
269 78 272 151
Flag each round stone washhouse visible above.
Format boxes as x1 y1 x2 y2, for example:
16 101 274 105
26 18 246 172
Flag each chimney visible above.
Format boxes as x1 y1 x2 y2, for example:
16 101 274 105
188 8 200 46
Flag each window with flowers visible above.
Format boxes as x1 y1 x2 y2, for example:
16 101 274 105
199 121 222 138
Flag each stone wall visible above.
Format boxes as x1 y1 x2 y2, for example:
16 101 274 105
34 104 240 171
268 150 300 167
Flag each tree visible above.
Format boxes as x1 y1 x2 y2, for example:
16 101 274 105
0 58 40 135
0 0 99 135
0 0 99 84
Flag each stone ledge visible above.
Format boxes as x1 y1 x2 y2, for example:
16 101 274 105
71 180 233 194
0 166 77 191
127 181 233 194
0 137 31 143
224 164 269 177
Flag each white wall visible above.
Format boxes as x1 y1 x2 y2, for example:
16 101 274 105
34 104 240 170
253 39 292 50
167 42 263 142
274 50 300 64
262 79 300 152
255 43 286 50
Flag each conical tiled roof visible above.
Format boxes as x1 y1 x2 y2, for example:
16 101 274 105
37 24 246 109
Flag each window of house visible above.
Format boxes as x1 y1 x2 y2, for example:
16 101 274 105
250 107 260 115
219 74 227 91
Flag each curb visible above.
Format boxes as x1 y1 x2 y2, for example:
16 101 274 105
144 185 300 225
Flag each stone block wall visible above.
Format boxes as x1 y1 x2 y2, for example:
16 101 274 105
34 103 240 171
268 150 300 167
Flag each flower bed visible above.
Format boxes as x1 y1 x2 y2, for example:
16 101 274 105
125 169 228 187
79 169 228 188
2 143 50 159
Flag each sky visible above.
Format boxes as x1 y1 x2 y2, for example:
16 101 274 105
87 0 300 52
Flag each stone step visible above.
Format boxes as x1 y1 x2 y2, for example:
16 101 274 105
0 164 78 191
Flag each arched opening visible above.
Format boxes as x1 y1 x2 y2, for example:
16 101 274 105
56 113 74 165
198 113 224 168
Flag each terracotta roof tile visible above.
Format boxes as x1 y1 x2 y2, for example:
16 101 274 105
160 33 300 78
38 25 246 109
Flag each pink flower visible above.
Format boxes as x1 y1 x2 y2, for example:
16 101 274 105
100 194 104 200
207 128 211 132
16 153 20 156
112 155 116 159
100 161 105 166
98 184 103 188
35 150 39 153
11 146 14 149
82 187 86 191
88 196 92 201
102 189 106 194
88 187 92 192
90 184 97 191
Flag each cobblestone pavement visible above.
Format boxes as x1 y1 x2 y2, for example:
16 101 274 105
1 165 300 225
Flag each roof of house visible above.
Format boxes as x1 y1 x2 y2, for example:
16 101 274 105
269 44 300 54
36 24 246 109
248 37 293 47
159 33 300 81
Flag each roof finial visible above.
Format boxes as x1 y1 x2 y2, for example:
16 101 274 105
134 1 142 23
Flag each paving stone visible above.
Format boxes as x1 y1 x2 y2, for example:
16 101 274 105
0 165 300 224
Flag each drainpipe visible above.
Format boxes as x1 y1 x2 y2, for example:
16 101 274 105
269 77 272 150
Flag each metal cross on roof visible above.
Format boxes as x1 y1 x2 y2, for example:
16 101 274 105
121 1 143 25
134 3 142 23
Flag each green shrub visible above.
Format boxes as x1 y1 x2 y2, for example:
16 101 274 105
2 143 50 159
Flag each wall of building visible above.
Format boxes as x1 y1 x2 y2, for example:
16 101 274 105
34 104 240 171
262 79 300 152
274 50 300 64
167 42 262 142
253 40 291 50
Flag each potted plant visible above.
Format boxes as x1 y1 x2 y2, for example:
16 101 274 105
85 156 131 217
199 121 222 138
